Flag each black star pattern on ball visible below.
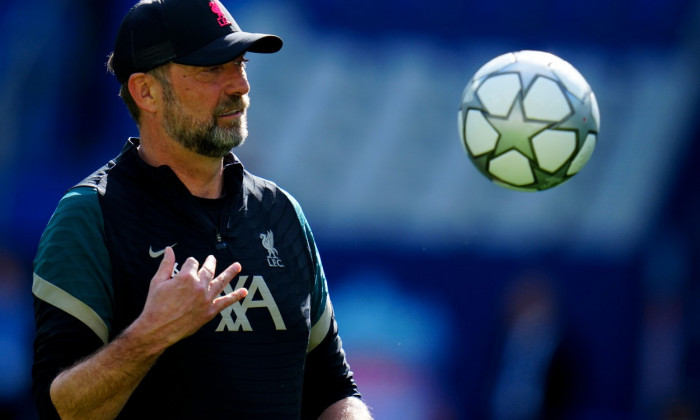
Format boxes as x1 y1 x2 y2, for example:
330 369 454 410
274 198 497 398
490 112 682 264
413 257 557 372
487 96 549 161
556 90 598 146
498 58 558 93
531 163 571 190
460 81 484 113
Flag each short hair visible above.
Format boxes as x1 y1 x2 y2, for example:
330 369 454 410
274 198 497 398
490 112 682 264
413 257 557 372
106 53 171 125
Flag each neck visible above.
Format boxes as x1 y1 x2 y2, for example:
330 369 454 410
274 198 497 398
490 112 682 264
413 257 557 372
137 135 225 199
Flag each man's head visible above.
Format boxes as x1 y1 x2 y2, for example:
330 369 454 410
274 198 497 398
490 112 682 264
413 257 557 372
108 0 282 84
107 0 282 155
159 58 252 156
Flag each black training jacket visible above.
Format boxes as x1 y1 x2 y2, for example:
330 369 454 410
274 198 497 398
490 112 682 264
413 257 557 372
32 138 359 419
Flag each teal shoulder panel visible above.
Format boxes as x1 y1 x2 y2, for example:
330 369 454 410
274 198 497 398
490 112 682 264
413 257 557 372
278 189 329 326
33 187 113 342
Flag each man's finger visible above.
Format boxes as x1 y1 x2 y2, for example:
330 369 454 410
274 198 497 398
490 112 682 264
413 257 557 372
199 255 217 281
154 247 176 281
210 262 242 295
213 288 248 312
178 256 200 279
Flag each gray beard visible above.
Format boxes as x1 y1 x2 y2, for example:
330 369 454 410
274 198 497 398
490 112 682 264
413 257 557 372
163 95 249 158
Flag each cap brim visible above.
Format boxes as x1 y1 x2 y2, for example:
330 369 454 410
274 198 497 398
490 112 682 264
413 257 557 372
174 32 283 67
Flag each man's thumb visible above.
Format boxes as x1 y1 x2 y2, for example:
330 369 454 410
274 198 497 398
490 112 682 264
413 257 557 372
154 246 176 281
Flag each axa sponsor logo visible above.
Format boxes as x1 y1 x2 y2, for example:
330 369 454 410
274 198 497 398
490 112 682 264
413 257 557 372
216 275 286 332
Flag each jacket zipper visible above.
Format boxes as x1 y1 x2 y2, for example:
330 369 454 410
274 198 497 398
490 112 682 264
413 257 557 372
215 232 227 250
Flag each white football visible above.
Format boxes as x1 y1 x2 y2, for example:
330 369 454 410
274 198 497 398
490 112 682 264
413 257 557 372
458 50 600 191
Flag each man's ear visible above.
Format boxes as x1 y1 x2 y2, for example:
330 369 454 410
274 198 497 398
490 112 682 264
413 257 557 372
128 73 158 113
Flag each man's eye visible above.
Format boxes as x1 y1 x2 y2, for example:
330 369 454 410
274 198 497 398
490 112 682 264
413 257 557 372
204 66 223 73
234 58 249 68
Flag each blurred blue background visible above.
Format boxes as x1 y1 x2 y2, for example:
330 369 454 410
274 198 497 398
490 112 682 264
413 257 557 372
1 0 699 418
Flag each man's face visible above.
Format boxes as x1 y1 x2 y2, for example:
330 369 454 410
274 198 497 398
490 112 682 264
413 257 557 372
156 57 251 158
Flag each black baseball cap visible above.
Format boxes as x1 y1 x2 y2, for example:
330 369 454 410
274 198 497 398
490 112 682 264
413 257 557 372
110 0 283 83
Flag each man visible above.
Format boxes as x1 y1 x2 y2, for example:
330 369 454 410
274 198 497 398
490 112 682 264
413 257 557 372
31 0 372 419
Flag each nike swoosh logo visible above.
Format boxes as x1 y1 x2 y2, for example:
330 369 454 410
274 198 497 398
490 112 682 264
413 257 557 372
149 243 177 259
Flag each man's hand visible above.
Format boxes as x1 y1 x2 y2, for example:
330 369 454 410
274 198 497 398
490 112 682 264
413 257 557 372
49 248 247 420
132 247 248 351
318 397 373 420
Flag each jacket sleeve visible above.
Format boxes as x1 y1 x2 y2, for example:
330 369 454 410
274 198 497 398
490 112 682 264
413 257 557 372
281 189 361 419
31 187 113 419
302 301 361 420
32 300 105 419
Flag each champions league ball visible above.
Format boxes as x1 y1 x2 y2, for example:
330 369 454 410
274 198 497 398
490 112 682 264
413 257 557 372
458 50 600 191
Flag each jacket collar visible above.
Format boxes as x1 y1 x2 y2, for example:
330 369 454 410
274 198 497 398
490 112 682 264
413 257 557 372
119 137 245 199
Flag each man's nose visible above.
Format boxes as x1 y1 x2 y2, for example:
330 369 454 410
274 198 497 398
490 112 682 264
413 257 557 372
224 67 250 97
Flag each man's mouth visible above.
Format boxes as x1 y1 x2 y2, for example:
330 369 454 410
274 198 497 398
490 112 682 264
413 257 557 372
219 109 243 118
